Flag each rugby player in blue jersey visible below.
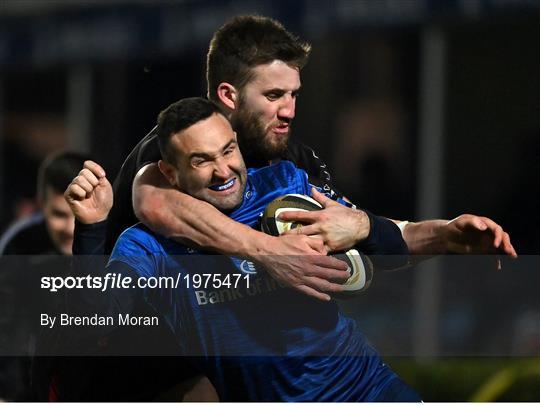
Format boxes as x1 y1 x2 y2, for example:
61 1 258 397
108 15 516 303
63 16 515 401
65 97 420 401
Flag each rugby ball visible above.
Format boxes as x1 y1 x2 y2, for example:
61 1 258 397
261 194 372 298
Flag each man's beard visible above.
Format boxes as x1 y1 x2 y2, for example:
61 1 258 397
232 104 291 163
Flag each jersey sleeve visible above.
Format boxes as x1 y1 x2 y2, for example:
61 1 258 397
69 225 156 342
105 128 161 254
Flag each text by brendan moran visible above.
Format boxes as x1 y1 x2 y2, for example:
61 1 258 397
40 313 159 328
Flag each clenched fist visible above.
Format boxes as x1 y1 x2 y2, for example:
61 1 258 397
64 160 113 224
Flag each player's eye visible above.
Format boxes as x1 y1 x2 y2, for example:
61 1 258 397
192 158 209 167
265 92 282 101
51 210 70 219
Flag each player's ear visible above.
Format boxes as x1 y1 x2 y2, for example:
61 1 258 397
216 82 238 110
157 160 177 188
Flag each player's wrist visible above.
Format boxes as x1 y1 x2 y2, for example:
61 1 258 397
355 210 371 243
75 218 108 229
407 219 448 255
433 220 452 253
235 228 275 257
75 213 108 225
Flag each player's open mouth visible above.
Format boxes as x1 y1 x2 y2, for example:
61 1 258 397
209 178 236 191
272 124 289 134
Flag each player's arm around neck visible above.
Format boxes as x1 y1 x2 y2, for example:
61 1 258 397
133 162 267 255
133 163 350 301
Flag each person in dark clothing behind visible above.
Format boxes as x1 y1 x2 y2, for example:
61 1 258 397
0 151 195 401
0 151 89 401
0 151 88 256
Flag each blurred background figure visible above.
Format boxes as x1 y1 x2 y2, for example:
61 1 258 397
0 151 88 401
0 151 88 255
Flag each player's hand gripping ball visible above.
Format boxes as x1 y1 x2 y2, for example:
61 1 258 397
261 194 373 298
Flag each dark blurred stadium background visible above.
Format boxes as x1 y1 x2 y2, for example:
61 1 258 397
1 0 539 401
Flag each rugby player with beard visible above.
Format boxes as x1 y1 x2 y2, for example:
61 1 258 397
65 15 514 401
108 15 515 300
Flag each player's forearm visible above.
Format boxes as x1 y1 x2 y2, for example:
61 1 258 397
136 187 272 257
73 220 107 255
401 219 448 255
168 198 273 256
70 223 138 342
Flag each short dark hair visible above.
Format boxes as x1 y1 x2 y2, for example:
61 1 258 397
156 97 222 164
206 15 311 102
37 151 90 202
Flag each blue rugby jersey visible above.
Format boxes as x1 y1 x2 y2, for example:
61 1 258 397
108 161 400 401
